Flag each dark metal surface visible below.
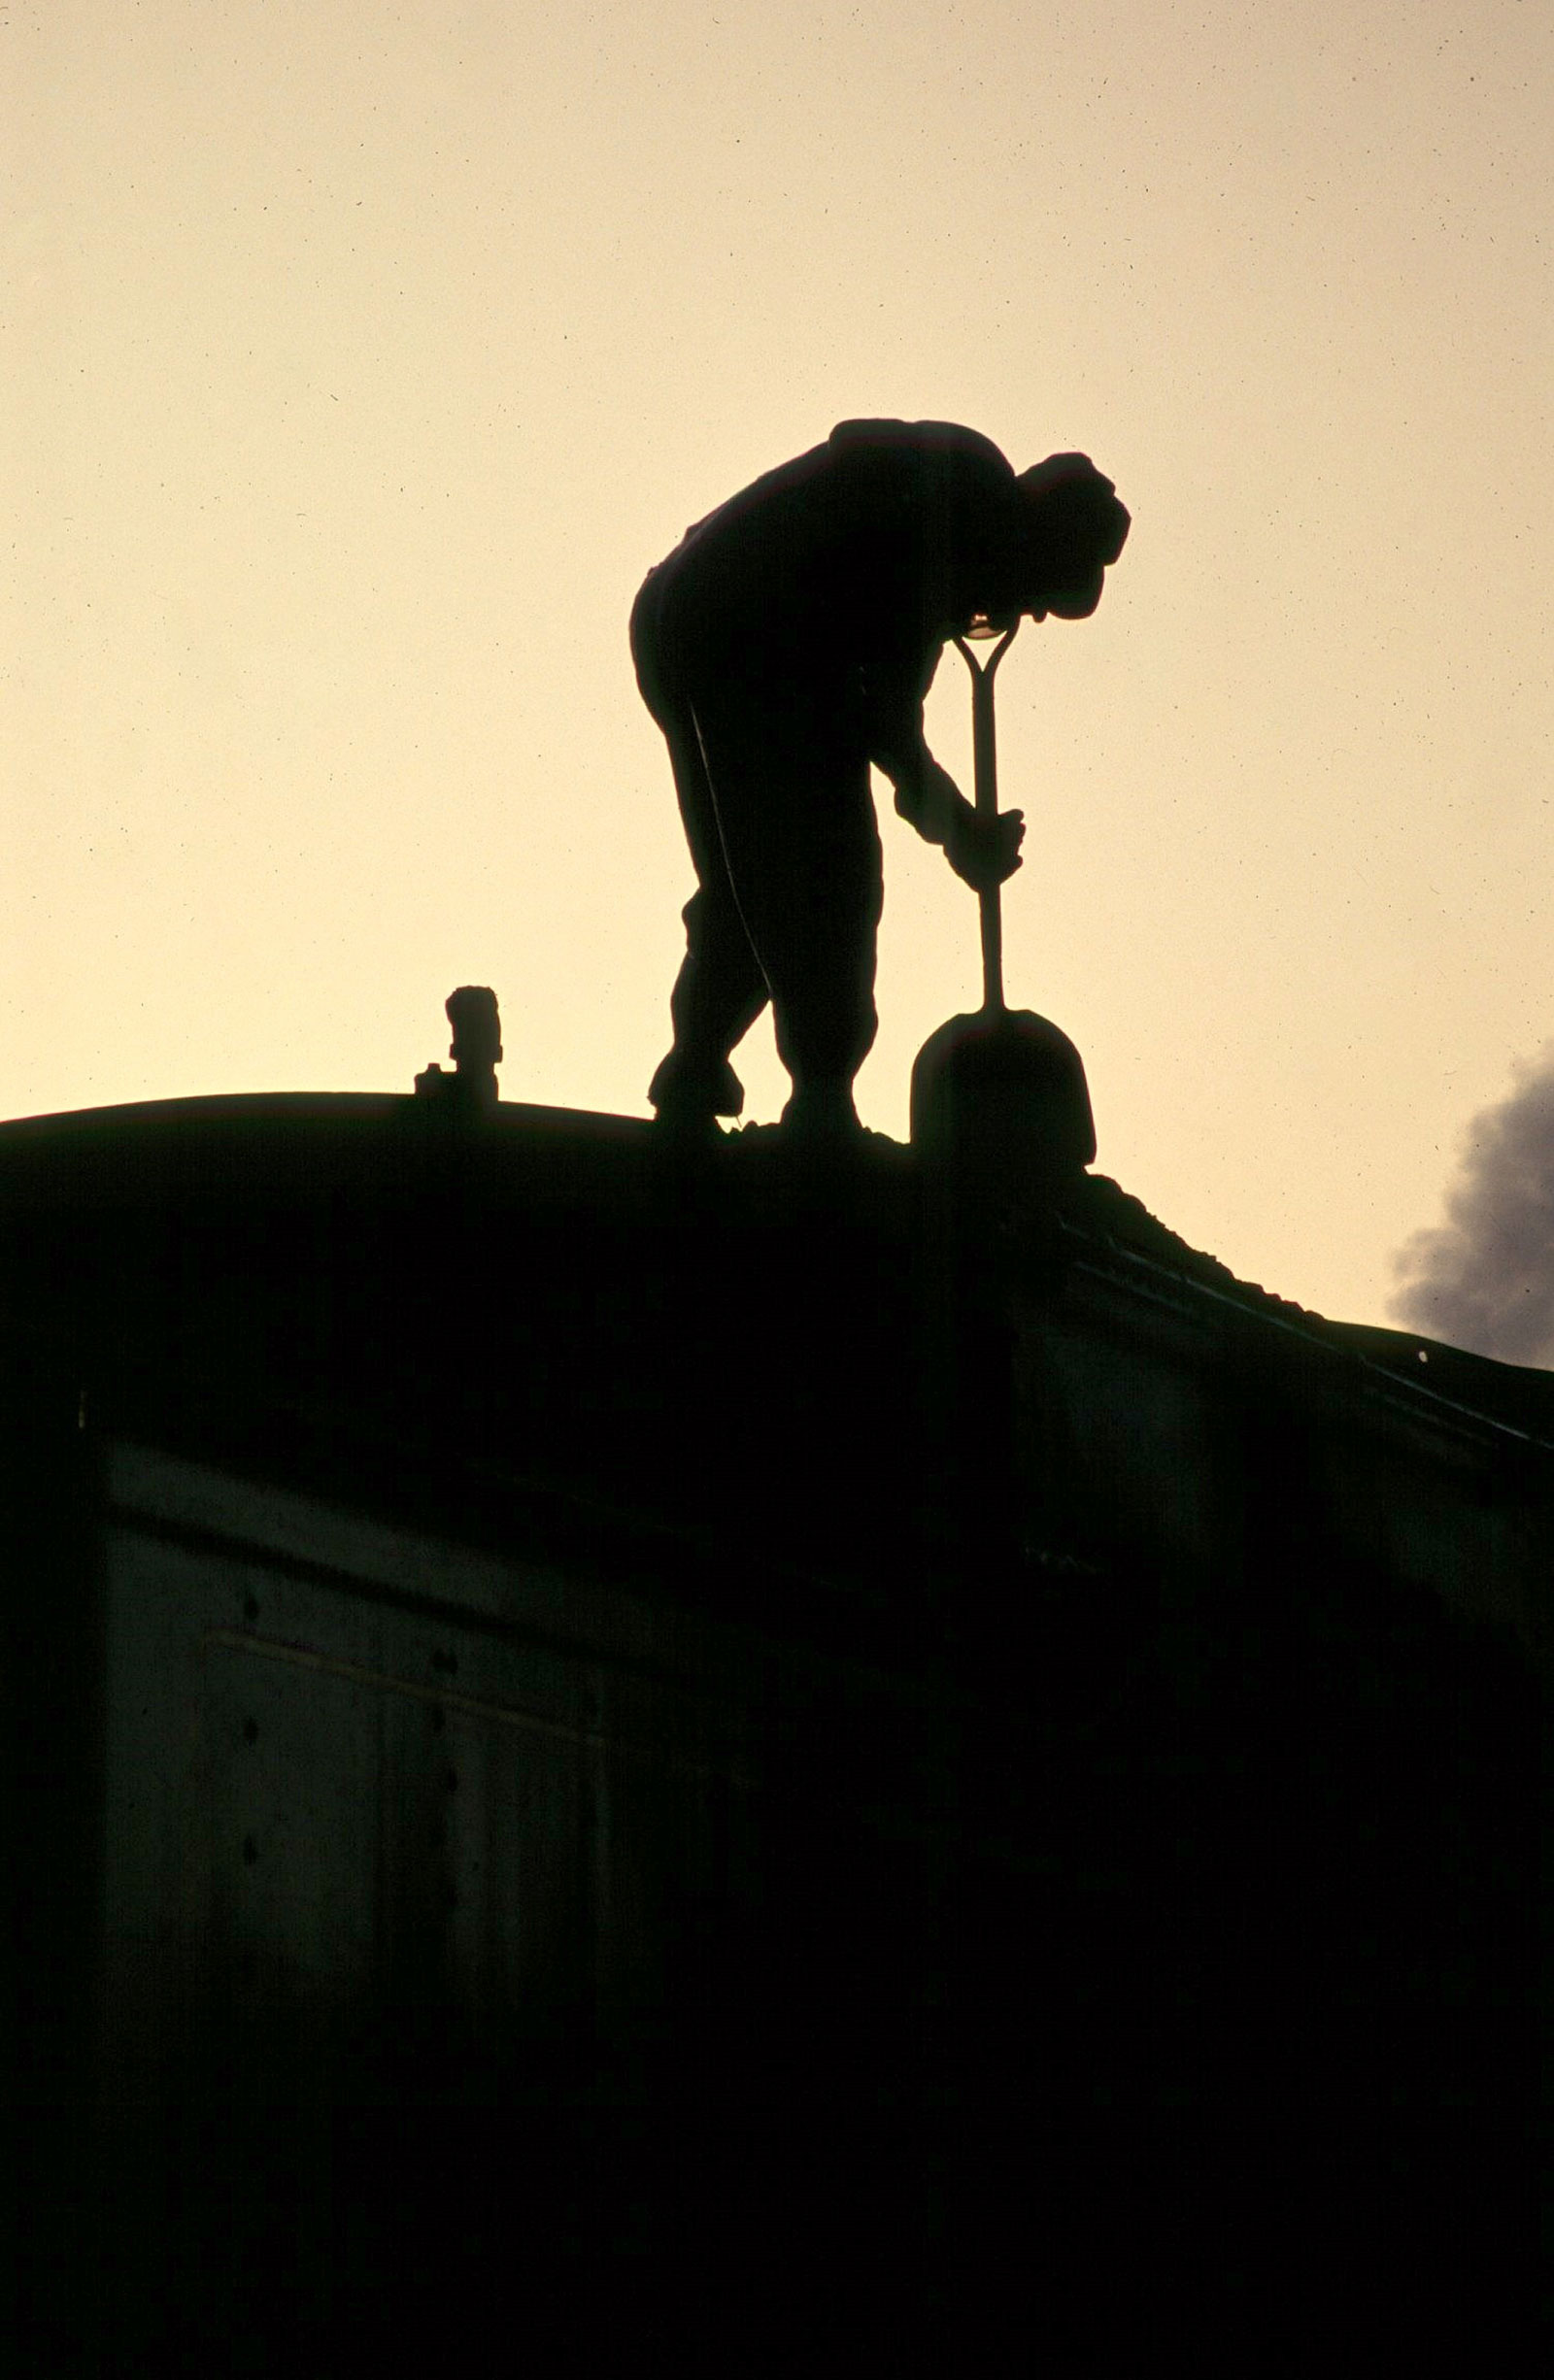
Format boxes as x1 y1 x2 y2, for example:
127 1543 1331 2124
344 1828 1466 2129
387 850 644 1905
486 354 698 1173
1 1093 1545 2361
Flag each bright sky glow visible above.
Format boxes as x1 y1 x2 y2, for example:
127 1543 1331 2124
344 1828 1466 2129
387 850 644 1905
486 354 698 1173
5 2 1552 1329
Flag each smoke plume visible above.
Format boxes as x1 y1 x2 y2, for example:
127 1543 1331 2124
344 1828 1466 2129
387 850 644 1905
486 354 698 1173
1389 1045 1554 1365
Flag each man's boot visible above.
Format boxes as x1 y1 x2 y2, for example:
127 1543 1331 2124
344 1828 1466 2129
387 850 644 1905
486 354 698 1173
648 1049 745 1132
779 1080 862 1146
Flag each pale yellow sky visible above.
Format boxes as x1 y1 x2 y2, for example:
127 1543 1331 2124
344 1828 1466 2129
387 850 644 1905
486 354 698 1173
5 1 1552 1331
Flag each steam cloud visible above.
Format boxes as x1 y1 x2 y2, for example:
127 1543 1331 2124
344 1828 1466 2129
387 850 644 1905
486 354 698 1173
1389 1044 1554 1365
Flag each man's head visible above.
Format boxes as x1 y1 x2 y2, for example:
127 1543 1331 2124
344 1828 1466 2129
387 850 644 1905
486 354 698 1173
999 453 1130 623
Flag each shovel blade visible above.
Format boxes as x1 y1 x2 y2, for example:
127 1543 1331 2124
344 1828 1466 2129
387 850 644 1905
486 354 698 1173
910 1009 1097 1187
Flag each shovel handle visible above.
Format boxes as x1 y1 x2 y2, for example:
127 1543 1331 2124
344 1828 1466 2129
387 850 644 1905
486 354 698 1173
953 620 1021 1016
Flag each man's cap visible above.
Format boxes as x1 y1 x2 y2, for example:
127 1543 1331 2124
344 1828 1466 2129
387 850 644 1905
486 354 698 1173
1016 454 1130 565
1011 454 1130 612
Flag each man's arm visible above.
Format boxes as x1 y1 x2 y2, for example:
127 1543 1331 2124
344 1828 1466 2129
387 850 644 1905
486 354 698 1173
860 653 957 836
874 723 1026 892
877 733 964 850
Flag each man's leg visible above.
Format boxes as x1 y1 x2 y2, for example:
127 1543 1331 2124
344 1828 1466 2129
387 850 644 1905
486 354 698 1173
765 786 883 1135
646 702 770 1124
693 696 883 1135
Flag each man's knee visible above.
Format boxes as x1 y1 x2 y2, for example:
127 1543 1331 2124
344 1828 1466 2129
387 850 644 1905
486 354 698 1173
629 573 672 722
680 882 760 964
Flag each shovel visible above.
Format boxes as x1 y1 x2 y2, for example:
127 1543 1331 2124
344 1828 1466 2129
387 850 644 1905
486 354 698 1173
908 620 1096 1187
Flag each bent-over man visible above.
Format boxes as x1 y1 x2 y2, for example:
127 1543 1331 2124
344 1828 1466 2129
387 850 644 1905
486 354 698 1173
630 419 1129 1138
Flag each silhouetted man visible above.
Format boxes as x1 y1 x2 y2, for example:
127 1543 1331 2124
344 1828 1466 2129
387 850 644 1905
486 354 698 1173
631 419 1129 1138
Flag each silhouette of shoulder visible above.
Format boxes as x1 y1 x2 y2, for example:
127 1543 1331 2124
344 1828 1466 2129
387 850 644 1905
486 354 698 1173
668 422 1013 562
827 418 1014 477
818 419 1018 563
651 421 1020 654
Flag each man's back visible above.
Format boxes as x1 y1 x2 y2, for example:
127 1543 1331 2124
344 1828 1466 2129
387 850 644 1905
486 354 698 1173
649 419 1018 678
